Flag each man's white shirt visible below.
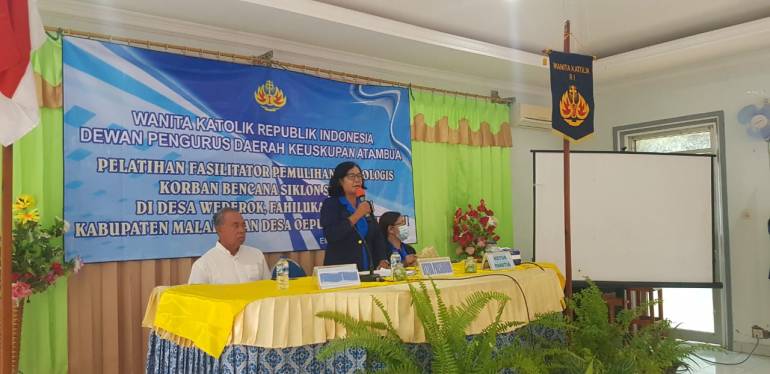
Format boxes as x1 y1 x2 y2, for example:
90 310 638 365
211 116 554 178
188 242 271 284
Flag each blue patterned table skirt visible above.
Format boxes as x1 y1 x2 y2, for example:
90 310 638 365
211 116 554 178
146 326 561 374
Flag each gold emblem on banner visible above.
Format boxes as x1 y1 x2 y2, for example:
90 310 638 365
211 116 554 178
254 80 287 112
559 85 590 127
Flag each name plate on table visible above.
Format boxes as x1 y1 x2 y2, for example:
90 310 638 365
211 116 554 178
417 257 454 277
483 251 515 270
506 248 522 265
313 264 361 289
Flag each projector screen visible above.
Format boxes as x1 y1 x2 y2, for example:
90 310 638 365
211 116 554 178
533 151 715 286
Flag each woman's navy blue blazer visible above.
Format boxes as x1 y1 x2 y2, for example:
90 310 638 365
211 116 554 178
320 197 387 271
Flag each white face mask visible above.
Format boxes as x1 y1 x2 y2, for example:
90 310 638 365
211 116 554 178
397 225 410 241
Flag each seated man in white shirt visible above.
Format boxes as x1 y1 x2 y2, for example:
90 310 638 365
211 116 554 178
188 207 271 284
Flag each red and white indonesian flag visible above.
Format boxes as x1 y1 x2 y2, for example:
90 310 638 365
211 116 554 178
0 0 45 146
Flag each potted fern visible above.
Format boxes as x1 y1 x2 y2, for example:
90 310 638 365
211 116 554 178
516 282 720 373
316 280 555 373
316 279 713 373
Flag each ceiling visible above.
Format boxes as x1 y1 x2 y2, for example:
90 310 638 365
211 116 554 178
39 0 770 92
316 0 770 58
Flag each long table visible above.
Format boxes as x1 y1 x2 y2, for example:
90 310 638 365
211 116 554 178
143 263 564 373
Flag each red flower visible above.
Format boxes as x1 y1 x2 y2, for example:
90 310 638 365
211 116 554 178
12 273 20 282
43 271 58 285
12 282 33 302
51 262 64 275
452 199 500 258
23 272 33 280
461 232 473 246
493 235 500 242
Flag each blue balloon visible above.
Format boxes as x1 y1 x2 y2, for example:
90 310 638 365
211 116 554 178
755 122 770 140
737 104 758 125
761 103 770 119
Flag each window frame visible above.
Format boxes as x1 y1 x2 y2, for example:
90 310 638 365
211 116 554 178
612 111 731 348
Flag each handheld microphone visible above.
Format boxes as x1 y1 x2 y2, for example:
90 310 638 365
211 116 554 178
354 187 374 220
353 187 380 281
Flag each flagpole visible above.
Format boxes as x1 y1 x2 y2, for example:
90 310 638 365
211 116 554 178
562 20 573 299
1 144 12 374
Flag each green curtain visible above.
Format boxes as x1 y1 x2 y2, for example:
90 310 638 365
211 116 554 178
13 36 67 374
410 91 513 257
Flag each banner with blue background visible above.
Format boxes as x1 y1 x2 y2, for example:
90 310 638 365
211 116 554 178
549 51 594 141
63 37 414 263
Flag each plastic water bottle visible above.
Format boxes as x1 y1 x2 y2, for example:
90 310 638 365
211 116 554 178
389 252 400 269
390 252 406 281
276 257 289 290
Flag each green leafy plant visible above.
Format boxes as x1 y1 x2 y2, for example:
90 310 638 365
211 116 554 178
316 297 420 373
517 281 721 374
316 279 551 373
11 194 81 304
317 278 717 374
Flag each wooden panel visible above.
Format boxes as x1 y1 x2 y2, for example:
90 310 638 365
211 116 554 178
68 251 324 374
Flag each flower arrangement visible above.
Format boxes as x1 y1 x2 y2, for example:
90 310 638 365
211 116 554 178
11 195 81 304
452 199 499 259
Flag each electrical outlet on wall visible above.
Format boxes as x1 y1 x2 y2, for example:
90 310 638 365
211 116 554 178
751 325 770 339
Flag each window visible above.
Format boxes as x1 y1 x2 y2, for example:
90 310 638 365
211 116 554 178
630 126 713 153
613 112 730 347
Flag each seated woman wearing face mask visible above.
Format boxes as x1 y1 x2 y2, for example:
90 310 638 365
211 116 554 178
378 211 418 267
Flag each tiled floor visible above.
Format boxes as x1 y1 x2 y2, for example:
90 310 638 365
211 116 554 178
685 349 770 373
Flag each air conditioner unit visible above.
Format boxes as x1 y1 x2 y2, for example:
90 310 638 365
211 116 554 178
516 103 551 130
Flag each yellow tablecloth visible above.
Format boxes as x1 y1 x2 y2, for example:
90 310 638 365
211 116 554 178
143 262 565 358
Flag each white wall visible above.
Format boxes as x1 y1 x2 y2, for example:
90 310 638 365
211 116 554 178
573 49 770 353
509 113 561 260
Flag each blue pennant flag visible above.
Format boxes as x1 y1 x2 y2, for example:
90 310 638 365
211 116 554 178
549 51 594 141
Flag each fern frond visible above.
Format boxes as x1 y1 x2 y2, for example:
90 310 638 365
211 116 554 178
465 319 522 372
316 311 388 333
317 334 416 370
462 291 517 368
489 343 549 374
431 338 461 374
408 280 466 374
451 291 510 334
372 296 400 340
452 290 510 371
374 364 423 374
408 281 440 340
428 279 452 334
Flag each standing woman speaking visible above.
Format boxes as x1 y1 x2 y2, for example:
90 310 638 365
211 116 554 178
320 161 388 271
